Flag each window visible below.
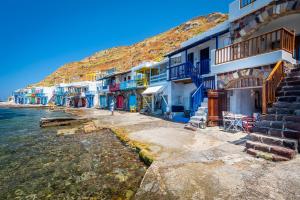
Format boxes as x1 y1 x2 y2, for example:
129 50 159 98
240 0 256 8
171 56 182 66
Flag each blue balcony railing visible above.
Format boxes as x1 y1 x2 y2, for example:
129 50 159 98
203 76 216 90
98 85 109 92
196 59 210 75
169 62 193 81
85 91 96 96
150 72 167 85
120 80 137 90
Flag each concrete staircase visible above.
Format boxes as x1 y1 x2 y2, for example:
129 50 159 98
185 98 208 130
246 65 300 161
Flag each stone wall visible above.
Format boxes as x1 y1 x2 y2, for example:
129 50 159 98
231 0 300 42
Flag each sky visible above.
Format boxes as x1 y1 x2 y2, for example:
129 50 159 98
0 0 232 100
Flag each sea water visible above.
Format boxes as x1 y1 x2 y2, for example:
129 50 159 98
0 108 146 199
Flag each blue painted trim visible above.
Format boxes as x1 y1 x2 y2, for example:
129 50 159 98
216 35 219 49
166 29 229 57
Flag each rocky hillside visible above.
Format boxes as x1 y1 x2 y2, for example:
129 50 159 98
36 13 227 86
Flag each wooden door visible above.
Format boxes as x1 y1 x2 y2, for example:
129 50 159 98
207 90 227 127
296 35 300 61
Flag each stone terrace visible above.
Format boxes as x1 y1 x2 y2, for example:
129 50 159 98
73 109 300 199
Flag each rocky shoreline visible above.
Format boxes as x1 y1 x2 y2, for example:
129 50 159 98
2 105 300 199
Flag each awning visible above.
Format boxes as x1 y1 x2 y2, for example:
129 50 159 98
142 85 165 95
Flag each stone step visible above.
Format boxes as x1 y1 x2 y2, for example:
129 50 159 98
189 119 201 125
284 115 300 123
250 133 298 151
246 141 296 159
261 114 300 122
246 148 290 161
276 90 300 97
190 115 206 121
255 120 283 129
200 102 208 107
284 76 300 82
273 102 300 110
277 96 298 102
260 114 285 121
278 85 300 93
195 113 207 117
253 127 300 141
291 67 300 72
202 98 208 103
287 71 300 77
280 80 300 87
267 107 295 115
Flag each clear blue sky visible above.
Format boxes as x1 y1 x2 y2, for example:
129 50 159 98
0 0 231 100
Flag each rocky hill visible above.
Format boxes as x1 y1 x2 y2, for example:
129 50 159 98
36 13 227 86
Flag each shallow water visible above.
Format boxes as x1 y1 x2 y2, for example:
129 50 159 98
0 108 146 199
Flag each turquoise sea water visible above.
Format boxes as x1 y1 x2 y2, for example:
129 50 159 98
0 108 146 199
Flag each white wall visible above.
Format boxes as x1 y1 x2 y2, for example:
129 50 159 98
212 50 296 74
169 82 196 110
40 87 54 103
185 32 230 67
229 0 273 22
229 89 256 115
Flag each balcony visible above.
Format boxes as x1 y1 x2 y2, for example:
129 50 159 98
150 72 167 85
169 62 193 81
85 91 96 96
215 28 295 65
54 90 65 96
109 83 120 92
136 77 148 87
120 80 137 90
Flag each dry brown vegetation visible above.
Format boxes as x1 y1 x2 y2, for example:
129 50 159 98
35 13 227 86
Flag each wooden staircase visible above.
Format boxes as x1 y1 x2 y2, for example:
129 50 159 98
246 62 300 161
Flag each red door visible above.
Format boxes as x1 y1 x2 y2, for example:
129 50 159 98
82 98 86 107
116 95 124 109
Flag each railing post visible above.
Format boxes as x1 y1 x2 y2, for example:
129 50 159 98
262 79 267 115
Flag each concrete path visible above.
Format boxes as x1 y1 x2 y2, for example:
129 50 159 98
75 109 300 199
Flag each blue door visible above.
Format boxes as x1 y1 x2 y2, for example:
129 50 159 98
129 94 137 110
86 95 94 108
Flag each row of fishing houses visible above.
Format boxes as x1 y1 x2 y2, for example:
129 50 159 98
14 0 300 119
14 0 300 160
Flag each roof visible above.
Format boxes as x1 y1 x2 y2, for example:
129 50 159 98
131 61 157 72
142 85 166 95
150 58 168 69
166 21 230 57
98 70 132 80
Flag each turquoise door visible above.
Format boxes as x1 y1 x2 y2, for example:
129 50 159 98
100 95 107 108
129 94 137 109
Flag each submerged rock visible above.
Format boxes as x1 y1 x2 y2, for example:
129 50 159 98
57 128 78 136
83 122 97 134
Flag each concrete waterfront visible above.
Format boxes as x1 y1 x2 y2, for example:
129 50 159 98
64 108 300 199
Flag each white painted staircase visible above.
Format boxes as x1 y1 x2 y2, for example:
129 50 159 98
185 98 208 130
